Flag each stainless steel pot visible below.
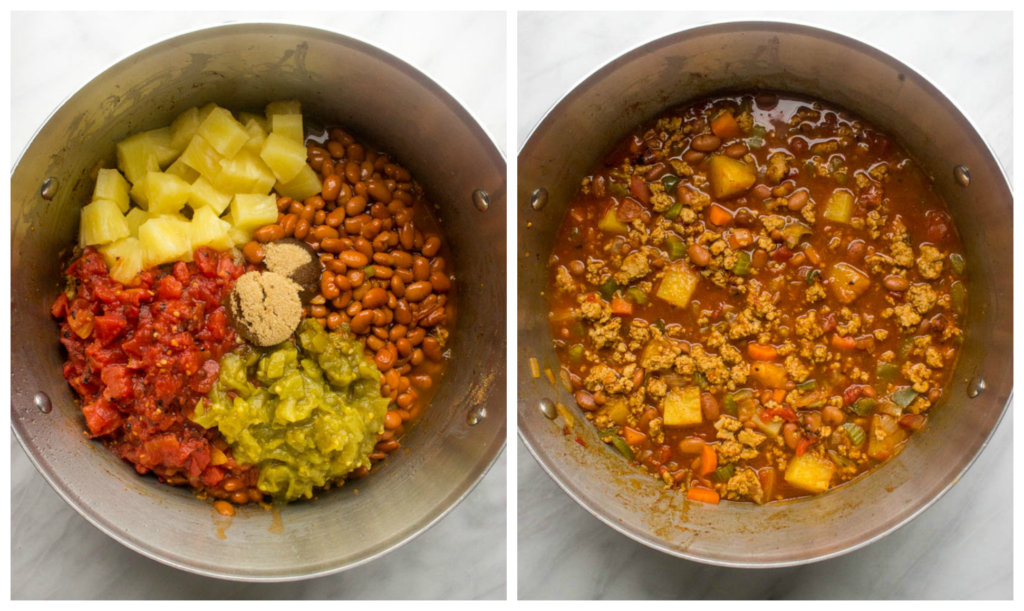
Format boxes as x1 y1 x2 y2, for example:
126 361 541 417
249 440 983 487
11 23 506 581
518 22 1011 567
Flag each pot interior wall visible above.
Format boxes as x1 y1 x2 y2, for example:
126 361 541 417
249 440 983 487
517 22 1011 566
12 24 505 580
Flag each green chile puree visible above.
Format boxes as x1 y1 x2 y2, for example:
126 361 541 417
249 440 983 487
192 319 389 501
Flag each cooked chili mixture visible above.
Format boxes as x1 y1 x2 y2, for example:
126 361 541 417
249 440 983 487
547 92 967 504
52 102 452 512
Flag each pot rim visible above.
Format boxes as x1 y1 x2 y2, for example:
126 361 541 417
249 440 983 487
517 19 1013 568
12 20 506 582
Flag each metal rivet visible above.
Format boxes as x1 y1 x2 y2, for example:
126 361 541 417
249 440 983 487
954 166 971 187
467 405 487 426
40 177 58 200
472 189 490 211
538 398 557 420
967 376 986 398
34 392 52 414
530 187 548 210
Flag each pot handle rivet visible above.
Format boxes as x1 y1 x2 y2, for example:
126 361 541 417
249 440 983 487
967 376 986 398
40 177 58 200
538 398 557 420
467 405 487 426
530 188 548 211
954 165 971 187
472 189 490 211
34 392 52 414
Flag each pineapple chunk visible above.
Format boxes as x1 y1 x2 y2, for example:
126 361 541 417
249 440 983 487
241 117 269 155
708 155 757 199
822 189 855 224
139 214 193 266
165 157 200 183
79 199 131 247
784 453 835 494
238 112 269 133
260 132 309 182
189 177 233 215
229 194 279 232
99 237 145 285
867 414 908 461
662 386 703 427
196 106 249 158
826 262 871 304
178 135 224 180
170 107 202 152
227 225 252 247
189 206 233 250
116 135 160 184
129 173 150 207
265 100 302 120
143 172 192 215
92 169 130 213
597 206 628 233
124 208 150 237
656 262 699 307
274 164 322 202
216 149 276 195
749 362 788 389
271 113 304 144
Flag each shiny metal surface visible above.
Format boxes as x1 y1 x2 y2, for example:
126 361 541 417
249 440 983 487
12 23 506 582
518 22 1012 567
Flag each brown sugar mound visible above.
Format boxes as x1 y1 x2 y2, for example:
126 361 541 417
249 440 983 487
263 238 321 303
229 271 303 346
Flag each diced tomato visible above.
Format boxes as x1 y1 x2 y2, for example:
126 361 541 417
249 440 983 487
172 261 191 285
82 398 122 437
795 437 816 457
629 176 651 205
100 365 132 401
156 275 183 300
93 312 127 345
51 293 69 318
616 197 645 222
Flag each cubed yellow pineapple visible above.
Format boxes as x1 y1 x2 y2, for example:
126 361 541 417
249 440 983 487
188 177 233 215
784 453 835 494
270 113 304 144
116 133 161 184
265 100 302 119
170 107 201 152
229 194 279 232
196 106 249 158
189 206 233 250
238 111 269 131
227 225 252 247
129 173 150 207
260 132 309 183
708 155 757 199
92 168 131 213
216 149 276 195
124 208 149 237
99 237 146 285
656 262 699 307
79 199 131 247
178 135 224 181
138 214 193 266
823 189 855 224
143 172 192 215
165 157 200 183
274 165 322 202
662 386 703 427
241 117 268 155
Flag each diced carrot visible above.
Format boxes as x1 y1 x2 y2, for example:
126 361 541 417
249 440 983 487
686 486 720 505
708 204 734 226
772 388 786 403
804 245 822 266
623 426 646 446
747 342 778 361
610 296 633 316
831 334 857 351
699 443 718 476
710 111 741 139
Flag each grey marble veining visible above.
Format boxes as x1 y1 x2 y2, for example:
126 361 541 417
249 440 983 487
517 11 1011 600
11 11 506 600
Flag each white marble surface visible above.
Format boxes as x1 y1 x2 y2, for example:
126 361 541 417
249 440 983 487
10 11 506 600
517 11 1012 599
